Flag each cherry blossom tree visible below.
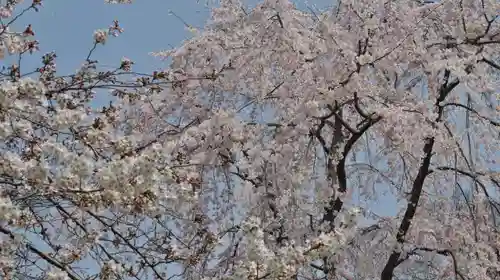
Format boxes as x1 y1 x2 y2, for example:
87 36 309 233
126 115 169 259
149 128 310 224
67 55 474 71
145 0 500 279
0 0 499 279
0 1 219 279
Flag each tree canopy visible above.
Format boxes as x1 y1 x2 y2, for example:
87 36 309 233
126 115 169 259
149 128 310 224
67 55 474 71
0 0 499 279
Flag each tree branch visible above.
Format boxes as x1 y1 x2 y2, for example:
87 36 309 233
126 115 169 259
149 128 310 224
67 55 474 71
0 225 81 280
381 69 458 279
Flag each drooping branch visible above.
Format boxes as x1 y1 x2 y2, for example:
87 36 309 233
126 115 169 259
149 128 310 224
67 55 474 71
442 102 499 127
434 166 500 216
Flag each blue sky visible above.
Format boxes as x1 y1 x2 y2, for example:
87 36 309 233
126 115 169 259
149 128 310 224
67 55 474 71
7 0 210 71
